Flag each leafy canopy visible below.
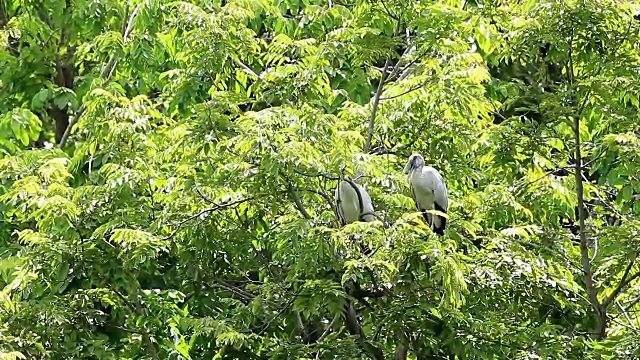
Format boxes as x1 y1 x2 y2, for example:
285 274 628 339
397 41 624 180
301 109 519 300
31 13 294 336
1 0 640 359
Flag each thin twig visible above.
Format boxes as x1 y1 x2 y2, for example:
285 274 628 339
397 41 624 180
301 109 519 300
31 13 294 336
233 57 261 80
617 300 637 330
624 296 640 313
515 165 574 193
376 0 398 20
379 79 434 101
255 294 298 334
162 197 255 239
295 312 311 343
109 287 135 311
317 313 340 342
385 48 433 83
603 255 640 308
57 3 142 148
580 172 622 219
105 323 144 334
292 168 340 180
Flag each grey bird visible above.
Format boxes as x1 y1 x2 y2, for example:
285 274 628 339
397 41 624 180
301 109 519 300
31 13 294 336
334 177 376 226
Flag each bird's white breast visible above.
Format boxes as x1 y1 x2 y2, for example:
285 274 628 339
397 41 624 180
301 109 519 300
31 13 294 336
410 166 447 208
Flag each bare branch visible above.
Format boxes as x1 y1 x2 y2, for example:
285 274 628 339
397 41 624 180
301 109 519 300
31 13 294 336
515 165 575 193
57 3 142 148
294 312 313 343
233 57 261 80
292 168 341 180
604 261 640 308
385 47 435 84
162 197 255 239
365 58 391 152
379 79 433 101
0 0 8 28
210 280 255 303
375 0 399 20
625 296 640 313
617 300 638 330
568 26 605 334
317 313 340 342
287 182 312 219
255 294 298 334
574 113 604 334
109 287 136 312
301 188 339 220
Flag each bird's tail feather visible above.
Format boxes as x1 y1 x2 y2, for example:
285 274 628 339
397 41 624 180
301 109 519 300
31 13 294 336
433 218 446 235
432 202 447 235
420 210 431 224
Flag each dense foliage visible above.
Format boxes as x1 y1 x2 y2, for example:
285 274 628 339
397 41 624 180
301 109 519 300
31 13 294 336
2 0 640 358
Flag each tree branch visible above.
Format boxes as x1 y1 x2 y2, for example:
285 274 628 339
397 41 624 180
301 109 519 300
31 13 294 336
394 331 408 360
616 300 638 330
300 187 340 223
603 255 640 308
286 177 383 358
375 0 399 20
105 323 144 334
233 57 261 80
574 112 604 335
379 79 433 101
365 57 391 153
568 25 604 333
133 288 161 360
286 182 312 219
295 312 311 343
108 286 160 360
0 0 7 28
162 196 255 240
385 48 432 84
57 3 142 148
317 313 340 342
292 168 340 180
255 293 298 334
624 296 640 313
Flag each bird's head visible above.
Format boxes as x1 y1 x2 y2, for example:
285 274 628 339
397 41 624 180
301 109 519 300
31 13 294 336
403 153 425 174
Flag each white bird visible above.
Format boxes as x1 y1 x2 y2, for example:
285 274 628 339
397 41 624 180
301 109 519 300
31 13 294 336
334 177 376 226
403 153 448 235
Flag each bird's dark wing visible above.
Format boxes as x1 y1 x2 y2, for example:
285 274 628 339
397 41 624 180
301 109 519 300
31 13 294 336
335 184 347 226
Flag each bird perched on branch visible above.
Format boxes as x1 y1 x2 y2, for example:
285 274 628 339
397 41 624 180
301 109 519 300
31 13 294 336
334 175 376 226
334 171 376 256
404 153 448 235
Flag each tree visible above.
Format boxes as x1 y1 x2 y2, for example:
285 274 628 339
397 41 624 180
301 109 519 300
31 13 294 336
1 0 640 358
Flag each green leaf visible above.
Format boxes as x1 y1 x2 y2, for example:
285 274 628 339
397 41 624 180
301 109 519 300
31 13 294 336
31 88 52 110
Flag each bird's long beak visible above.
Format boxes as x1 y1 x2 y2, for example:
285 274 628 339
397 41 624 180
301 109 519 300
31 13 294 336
403 162 411 174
